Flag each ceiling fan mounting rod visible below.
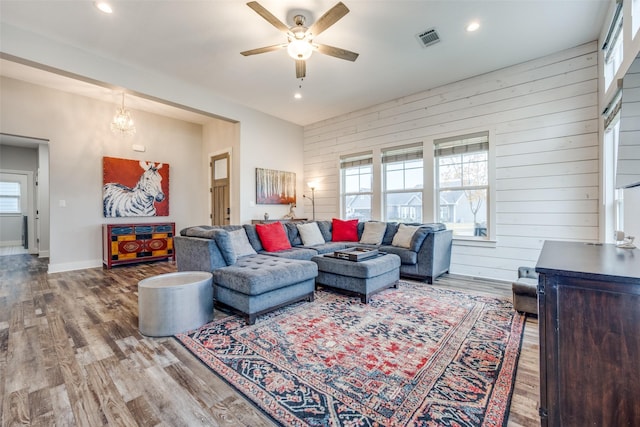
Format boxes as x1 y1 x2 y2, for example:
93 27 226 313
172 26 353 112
293 14 306 26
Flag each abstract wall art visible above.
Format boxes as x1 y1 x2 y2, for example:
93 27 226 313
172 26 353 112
256 168 296 205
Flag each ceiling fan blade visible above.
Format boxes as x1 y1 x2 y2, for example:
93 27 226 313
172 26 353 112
295 60 306 78
246 1 289 33
309 2 349 37
240 44 286 56
316 44 359 61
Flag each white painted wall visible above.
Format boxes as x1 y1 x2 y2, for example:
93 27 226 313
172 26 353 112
1 24 305 271
238 112 306 223
623 187 640 240
0 76 203 272
303 42 601 282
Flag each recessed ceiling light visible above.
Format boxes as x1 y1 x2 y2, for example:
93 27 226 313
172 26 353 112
95 1 113 14
294 92 302 100
466 21 480 32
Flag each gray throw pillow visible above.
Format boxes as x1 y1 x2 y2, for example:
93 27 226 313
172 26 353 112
211 229 237 265
297 222 325 246
228 228 257 257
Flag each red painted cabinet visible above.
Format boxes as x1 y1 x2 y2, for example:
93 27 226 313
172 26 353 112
102 222 175 268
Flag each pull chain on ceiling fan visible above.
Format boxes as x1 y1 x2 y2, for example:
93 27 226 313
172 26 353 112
240 1 359 78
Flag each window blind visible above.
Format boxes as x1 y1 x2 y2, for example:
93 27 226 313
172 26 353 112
340 152 372 169
603 88 622 130
381 143 423 163
602 0 623 61
434 132 489 157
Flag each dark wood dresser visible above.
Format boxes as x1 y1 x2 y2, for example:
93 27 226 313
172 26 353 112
536 240 640 426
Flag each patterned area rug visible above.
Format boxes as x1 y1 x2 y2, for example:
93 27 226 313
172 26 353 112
176 282 525 426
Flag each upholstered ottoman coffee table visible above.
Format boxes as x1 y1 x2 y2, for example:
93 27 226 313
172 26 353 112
312 252 401 303
138 271 213 337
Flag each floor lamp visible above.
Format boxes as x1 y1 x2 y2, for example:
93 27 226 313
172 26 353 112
303 187 315 221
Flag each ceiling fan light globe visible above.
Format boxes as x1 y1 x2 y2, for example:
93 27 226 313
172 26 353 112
288 39 313 60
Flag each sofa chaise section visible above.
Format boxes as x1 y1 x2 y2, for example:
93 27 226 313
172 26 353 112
175 226 318 324
212 254 316 325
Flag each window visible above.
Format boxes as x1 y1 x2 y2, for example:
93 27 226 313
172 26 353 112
435 132 489 238
0 180 21 214
340 152 373 221
382 144 423 223
603 0 623 89
603 90 624 238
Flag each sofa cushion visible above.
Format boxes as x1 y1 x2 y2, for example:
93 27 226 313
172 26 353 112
332 218 359 242
359 221 387 245
262 247 318 260
409 227 431 252
243 224 264 252
297 222 325 246
316 221 333 241
256 222 292 252
212 255 318 296
214 229 236 265
382 222 399 245
228 228 257 257
182 227 237 265
283 222 303 246
392 224 419 248
181 225 216 238
379 245 418 264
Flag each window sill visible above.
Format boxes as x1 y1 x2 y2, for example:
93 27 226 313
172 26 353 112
452 237 497 248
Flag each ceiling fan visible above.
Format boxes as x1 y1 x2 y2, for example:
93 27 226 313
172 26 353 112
240 1 359 78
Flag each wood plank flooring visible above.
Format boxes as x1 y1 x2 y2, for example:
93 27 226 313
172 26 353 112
0 254 540 426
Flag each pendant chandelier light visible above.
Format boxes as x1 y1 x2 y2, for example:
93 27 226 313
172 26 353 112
111 93 136 136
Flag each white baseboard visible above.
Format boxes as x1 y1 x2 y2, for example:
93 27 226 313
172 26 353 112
37 250 49 257
48 259 102 274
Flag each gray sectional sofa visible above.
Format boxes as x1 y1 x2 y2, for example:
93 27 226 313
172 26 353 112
174 221 452 324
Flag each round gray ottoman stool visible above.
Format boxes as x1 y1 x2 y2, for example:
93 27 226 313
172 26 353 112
138 271 213 337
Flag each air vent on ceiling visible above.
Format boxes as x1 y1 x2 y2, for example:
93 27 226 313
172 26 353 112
416 28 440 48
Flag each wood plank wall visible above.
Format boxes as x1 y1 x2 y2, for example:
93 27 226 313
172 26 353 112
303 42 599 281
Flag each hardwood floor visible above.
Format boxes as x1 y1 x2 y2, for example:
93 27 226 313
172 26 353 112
0 246 28 256
0 255 540 426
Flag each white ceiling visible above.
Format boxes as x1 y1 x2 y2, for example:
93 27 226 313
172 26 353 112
0 0 610 127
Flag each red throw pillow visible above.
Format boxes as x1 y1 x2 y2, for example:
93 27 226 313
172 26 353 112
255 222 292 252
332 218 359 242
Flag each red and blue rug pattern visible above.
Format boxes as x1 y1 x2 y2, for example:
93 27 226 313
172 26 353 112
176 282 525 426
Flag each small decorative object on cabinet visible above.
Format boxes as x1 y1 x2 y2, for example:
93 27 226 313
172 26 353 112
103 222 175 268
536 240 640 427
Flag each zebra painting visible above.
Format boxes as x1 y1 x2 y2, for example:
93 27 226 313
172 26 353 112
103 160 166 217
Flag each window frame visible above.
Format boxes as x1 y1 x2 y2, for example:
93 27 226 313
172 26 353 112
603 89 624 241
0 180 22 214
603 0 624 90
434 131 491 241
340 152 374 221
382 143 424 224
